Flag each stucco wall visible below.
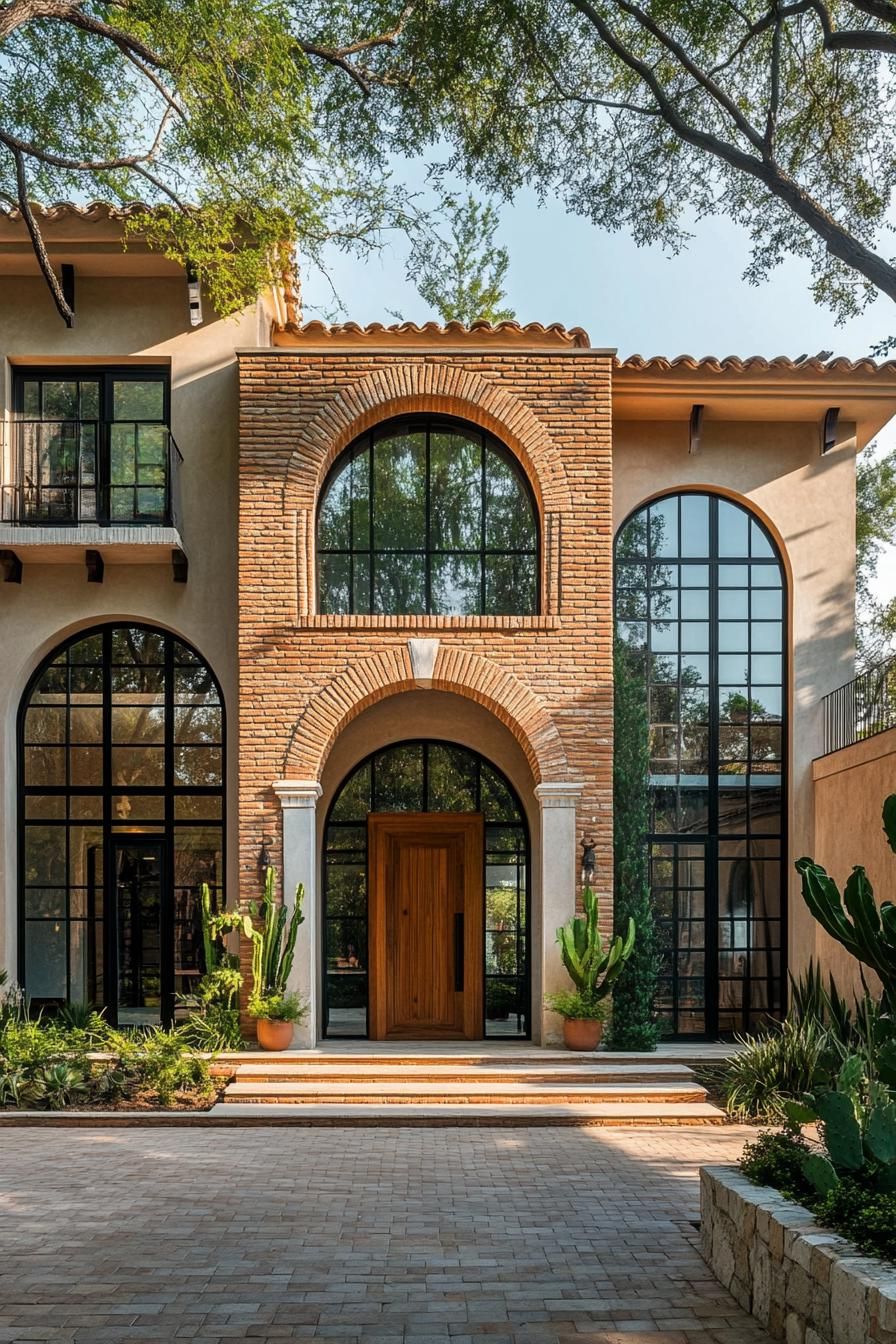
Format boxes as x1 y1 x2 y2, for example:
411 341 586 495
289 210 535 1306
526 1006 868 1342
811 727 896 1002
613 417 858 984
0 273 263 977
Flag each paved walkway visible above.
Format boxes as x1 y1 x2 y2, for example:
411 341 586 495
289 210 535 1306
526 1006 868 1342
0 1125 771 1344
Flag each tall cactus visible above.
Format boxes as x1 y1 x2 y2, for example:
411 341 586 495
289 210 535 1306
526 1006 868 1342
243 866 305 1001
795 794 896 1016
556 885 636 1002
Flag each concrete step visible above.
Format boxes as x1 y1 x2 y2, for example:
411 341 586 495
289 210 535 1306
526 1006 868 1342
229 1062 697 1085
222 1080 708 1104
208 1101 726 1126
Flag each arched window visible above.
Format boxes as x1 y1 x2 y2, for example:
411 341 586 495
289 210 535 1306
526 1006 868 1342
19 623 225 1026
317 416 539 615
615 492 786 1037
324 740 530 1038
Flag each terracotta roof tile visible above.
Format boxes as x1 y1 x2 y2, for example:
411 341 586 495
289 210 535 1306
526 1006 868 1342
615 352 896 375
276 319 592 348
0 199 152 223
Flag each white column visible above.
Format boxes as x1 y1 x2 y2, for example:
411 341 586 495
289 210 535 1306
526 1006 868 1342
534 781 584 1046
272 779 322 1048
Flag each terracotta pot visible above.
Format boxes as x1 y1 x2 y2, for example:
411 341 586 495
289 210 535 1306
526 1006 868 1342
562 1017 603 1051
255 1017 295 1051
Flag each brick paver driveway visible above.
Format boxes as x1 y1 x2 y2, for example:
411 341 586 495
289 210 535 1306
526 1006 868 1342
0 1125 770 1344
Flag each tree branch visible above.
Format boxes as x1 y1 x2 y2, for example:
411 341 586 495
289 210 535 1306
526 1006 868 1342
566 0 896 303
0 0 83 42
8 145 74 324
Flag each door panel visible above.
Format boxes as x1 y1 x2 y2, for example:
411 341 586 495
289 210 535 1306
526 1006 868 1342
369 814 483 1040
112 837 168 1027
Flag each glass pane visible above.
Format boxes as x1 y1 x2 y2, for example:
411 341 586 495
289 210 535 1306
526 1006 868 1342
174 746 223 787
26 921 67 1003
718 500 750 556
41 381 79 419
373 744 424 810
485 450 535 551
373 553 425 614
326 863 366 917
485 553 536 615
431 553 480 615
111 745 165 787
427 744 478 811
113 380 165 420
331 762 372 822
680 494 709 556
174 705 222 744
430 431 481 550
319 457 354 551
326 971 367 1035
649 499 678 556
372 433 425 549
319 552 350 613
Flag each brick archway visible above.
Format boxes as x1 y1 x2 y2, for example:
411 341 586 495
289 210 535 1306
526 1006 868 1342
282 643 568 784
282 364 573 516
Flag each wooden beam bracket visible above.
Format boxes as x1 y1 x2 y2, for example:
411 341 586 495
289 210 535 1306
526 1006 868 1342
172 547 188 583
689 404 704 455
1 549 22 583
85 549 104 583
822 406 840 454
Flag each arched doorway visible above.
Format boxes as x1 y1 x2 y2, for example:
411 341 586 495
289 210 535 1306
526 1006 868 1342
323 740 530 1040
18 622 225 1026
615 491 787 1037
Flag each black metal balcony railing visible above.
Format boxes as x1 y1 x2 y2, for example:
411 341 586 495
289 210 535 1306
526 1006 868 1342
1 419 182 529
822 654 896 754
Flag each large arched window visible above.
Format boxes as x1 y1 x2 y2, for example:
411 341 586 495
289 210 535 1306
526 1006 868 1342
317 416 539 615
615 492 786 1037
19 623 225 1026
323 740 530 1038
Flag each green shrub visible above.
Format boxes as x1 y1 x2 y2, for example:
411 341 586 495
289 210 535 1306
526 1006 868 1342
544 989 608 1021
819 1180 896 1261
720 1015 832 1122
248 990 304 1023
179 1004 243 1051
740 1129 814 1204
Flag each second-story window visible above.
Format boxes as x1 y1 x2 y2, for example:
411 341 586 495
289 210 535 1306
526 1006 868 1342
317 416 539 615
9 367 171 526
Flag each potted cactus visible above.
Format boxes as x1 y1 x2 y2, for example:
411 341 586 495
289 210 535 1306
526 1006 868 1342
545 885 636 1050
243 866 307 1050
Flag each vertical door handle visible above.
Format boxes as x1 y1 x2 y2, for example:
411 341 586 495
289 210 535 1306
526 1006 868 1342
454 912 464 992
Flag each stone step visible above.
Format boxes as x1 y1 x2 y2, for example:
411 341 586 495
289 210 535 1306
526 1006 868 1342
223 1080 708 1105
208 1101 727 1126
230 1062 696 1085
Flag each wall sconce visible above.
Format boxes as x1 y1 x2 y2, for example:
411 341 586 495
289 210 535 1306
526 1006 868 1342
580 836 597 889
258 835 274 873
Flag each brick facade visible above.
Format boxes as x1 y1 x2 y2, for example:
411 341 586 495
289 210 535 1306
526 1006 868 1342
237 344 615 924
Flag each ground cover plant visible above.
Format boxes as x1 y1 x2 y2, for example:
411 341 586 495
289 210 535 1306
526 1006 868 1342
0 985 219 1111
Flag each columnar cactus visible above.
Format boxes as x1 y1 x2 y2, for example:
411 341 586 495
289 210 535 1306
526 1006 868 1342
556 885 636 1002
795 795 896 1016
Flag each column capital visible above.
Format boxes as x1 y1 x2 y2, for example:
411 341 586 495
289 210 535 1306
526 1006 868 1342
272 779 323 808
534 781 585 808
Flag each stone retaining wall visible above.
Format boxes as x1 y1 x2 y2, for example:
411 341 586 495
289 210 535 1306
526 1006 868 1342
700 1165 896 1344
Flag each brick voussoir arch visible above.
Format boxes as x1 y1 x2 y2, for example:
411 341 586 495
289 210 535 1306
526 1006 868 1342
284 645 569 784
282 364 574 515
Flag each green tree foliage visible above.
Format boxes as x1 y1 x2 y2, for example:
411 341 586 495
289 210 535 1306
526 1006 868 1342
605 637 660 1050
406 194 515 324
857 442 896 667
392 0 896 319
9 2 896 325
0 0 423 323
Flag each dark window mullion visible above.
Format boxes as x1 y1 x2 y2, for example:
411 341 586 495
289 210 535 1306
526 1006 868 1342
707 498 721 1040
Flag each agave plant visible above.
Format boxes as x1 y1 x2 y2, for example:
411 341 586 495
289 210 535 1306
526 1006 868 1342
555 885 635 1004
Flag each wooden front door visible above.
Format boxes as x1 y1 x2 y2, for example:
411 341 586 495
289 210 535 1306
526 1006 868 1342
368 813 483 1040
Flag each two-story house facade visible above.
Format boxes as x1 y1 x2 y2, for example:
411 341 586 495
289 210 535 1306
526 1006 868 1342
3 204 894 1045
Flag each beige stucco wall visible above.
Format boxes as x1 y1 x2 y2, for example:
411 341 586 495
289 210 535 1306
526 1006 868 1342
0 273 266 979
812 728 895 1002
613 417 858 985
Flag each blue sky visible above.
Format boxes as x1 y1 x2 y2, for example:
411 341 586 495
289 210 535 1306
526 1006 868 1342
304 183 896 608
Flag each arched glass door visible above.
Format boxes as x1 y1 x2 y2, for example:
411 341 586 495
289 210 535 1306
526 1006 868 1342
19 623 225 1026
323 740 530 1039
615 492 786 1036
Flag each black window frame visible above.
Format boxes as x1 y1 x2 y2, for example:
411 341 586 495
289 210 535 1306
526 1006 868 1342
316 414 541 616
11 365 172 527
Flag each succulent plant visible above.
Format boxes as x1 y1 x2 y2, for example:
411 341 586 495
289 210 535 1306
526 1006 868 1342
785 1052 896 1196
243 866 305 1006
555 885 635 1003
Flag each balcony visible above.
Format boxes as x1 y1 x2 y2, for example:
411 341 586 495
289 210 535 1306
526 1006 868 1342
821 654 896 754
1 418 186 581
